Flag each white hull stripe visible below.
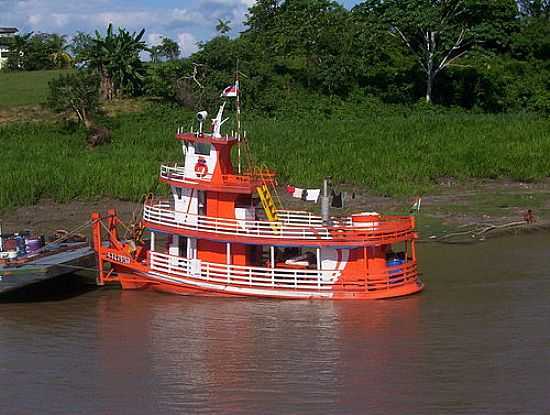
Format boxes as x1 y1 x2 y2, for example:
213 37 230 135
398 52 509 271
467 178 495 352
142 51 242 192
147 271 334 298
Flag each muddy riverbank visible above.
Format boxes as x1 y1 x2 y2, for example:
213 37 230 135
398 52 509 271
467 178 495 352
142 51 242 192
1 179 550 242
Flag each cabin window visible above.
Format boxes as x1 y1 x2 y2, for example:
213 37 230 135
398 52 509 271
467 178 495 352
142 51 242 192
195 142 211 156
256 246 317 269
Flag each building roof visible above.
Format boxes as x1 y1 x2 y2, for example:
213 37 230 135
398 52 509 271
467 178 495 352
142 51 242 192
0 28 18 34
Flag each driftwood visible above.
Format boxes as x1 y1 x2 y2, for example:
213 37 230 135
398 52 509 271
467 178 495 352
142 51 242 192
431 220 531 243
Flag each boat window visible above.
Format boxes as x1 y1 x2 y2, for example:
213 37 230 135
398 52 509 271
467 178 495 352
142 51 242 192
255 246 317 269
195 142 211 156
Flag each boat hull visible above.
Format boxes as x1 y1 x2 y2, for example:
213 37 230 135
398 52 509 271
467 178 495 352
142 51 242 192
111 264 423 300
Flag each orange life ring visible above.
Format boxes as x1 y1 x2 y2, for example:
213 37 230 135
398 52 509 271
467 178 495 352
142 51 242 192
194 159 208 178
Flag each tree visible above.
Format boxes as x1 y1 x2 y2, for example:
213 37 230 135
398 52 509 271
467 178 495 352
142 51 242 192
48 71 112 146
78 24 147 100
48 34 72 69
160 37 180 60
5 32 72 71
70 32 94 64
148 45 162 63
48 72 100 129
5 33 31 70
361 0 476 103
518 0 550 17
216 19 232 35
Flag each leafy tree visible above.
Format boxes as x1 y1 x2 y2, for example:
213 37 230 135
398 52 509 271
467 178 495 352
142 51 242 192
5 33 31 70
48 71 113 145
70 32 94 63
518 0 550 17
160 37 180 60
359 0 479 104
48 71 100 129
5 32 72 71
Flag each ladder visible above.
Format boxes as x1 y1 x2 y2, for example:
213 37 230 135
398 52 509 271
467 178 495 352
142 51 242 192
257 184 279 222
257 183 281 233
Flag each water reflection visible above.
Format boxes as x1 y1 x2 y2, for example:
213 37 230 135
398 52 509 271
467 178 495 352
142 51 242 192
1 233 550 414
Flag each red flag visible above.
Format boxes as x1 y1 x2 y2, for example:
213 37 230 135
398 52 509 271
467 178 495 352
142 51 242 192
221 82 239 97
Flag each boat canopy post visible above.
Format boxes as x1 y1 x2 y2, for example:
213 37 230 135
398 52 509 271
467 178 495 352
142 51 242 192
150 231 156 252
316 247 321 270
321 177 331 225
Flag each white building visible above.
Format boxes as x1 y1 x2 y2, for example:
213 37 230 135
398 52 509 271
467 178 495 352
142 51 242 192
0 27 19 70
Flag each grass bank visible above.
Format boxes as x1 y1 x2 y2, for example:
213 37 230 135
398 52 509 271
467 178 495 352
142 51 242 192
1 104 549 210
0 70 70 107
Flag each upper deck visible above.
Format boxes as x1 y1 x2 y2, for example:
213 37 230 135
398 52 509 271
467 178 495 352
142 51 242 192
143 200 417 247
160 164 276 193
176 130 239 146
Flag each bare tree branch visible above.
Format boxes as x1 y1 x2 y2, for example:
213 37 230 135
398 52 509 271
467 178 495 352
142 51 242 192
390 25 428 72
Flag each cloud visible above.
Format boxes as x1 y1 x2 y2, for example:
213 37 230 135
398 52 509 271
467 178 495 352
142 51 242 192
147 32 163 46
0 0 304 54
177 32 199 57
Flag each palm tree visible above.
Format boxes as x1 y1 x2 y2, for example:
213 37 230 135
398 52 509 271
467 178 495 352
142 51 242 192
48 34 73 69
215 19 232 35
148 45 162 63
160 37 180 60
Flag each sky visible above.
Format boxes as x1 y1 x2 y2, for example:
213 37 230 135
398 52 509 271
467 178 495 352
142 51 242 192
1 0 361 56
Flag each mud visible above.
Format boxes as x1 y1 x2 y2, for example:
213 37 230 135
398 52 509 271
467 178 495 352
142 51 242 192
1 179 549 243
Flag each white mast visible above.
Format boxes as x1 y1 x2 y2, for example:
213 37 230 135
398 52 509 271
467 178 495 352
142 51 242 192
235 60 242 174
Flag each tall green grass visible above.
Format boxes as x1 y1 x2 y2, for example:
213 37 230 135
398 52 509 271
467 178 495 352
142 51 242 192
0 70 70 107
1 104 549 209
250 113 550 195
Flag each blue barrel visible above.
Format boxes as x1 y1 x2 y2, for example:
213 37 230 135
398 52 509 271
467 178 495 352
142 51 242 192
387 258 405 281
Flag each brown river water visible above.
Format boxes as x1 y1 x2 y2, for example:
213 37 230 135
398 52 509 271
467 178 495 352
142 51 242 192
1 233 549 414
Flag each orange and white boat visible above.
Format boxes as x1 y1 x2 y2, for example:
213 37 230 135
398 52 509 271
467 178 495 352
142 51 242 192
91 97 423 300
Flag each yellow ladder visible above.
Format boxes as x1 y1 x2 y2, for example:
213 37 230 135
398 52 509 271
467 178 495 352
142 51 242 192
257 184 280 227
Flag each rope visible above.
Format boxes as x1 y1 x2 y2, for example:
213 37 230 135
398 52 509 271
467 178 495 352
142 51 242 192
42 219 97 250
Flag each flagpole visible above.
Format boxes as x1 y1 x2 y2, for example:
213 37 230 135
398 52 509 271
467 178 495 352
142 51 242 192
235 60 242 174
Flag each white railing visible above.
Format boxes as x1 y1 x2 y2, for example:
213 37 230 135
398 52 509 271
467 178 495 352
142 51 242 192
143 202 414 243
148 251 418 293
149 251 339 290
276 210 352 227
160 164 276 188
160 164 213 182
144 203 332 240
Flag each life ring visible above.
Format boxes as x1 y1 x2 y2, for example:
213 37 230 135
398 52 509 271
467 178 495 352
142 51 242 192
194 159 208 178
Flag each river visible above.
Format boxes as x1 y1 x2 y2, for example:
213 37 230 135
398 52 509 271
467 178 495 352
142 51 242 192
1 233 549 414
